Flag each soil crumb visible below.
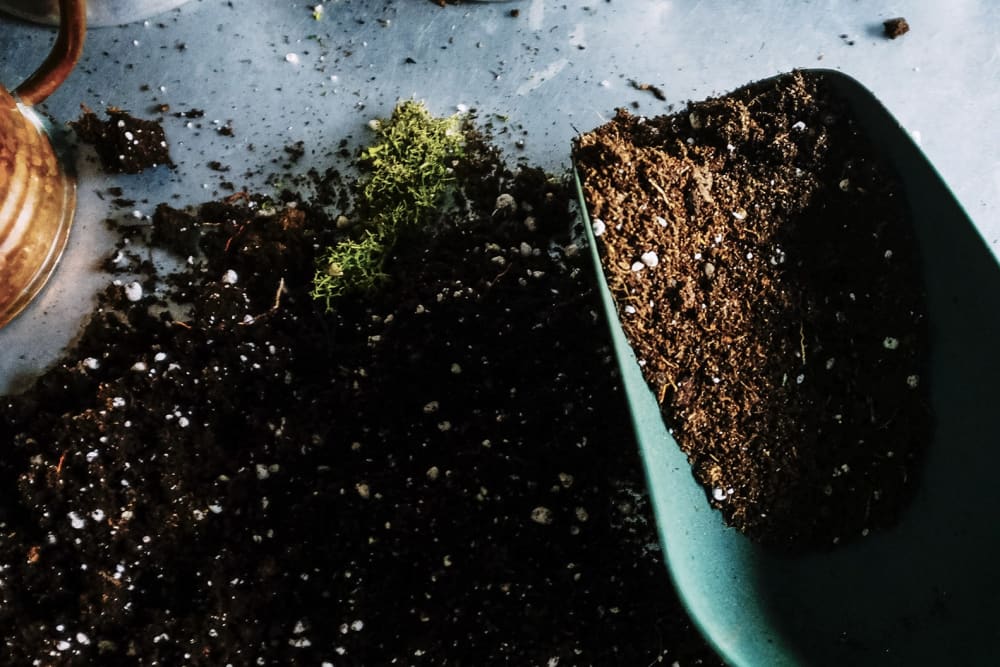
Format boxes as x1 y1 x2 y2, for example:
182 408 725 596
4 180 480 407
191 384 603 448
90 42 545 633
574 70 931 548
883 17 910 39
71 105 174 174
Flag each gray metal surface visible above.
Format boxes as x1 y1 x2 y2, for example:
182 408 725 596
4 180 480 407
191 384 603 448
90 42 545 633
1 0 998 395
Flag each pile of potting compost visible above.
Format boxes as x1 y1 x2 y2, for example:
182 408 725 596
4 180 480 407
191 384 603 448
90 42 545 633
0 105 720 664
574 71 931 547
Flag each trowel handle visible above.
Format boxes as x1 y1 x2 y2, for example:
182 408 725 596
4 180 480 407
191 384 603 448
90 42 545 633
13 0 86 106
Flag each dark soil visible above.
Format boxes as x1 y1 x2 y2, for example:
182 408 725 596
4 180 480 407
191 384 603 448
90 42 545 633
0 121 721 664
573 71 931 548
883 17 910 39
71 105 174 174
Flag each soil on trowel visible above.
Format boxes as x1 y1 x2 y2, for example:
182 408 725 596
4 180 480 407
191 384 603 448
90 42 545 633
574 70 931 548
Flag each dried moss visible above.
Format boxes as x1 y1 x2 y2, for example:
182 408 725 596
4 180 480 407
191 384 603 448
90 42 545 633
311 101 464 308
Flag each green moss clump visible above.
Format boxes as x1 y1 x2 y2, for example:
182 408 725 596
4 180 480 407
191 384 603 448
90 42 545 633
311 101 465 309
311 231 388 301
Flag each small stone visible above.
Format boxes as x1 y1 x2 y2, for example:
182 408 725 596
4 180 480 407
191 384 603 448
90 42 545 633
124 281 143 302
530 506 554 525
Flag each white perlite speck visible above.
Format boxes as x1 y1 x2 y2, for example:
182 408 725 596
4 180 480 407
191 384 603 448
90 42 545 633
883 337 900 350
76 632 90 645
712 488 727 501
592 219 606 236
124 281 143 302
530 506 554 525
221 269 239 284
285 53 300 64
83 357 100 370
494 193 517 213
640 251 659 268
906 374 920 388
68 512 86 529
630 262 645 272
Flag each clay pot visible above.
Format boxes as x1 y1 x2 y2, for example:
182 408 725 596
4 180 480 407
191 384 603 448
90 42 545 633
0 0 84 329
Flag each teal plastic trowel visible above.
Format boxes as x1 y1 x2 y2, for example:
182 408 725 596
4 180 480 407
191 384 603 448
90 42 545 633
574 70 1000 666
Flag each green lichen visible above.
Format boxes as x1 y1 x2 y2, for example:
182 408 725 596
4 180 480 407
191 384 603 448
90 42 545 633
311 100 465 309
311 231 388 302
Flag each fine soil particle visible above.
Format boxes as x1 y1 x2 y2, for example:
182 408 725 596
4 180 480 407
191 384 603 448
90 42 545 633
883 17 910 39
0 118 721 664
629 80 668 102
71 105 174 174
574 71 932 548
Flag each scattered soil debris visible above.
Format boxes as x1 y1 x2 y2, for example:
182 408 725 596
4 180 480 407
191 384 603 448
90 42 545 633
629 80 667 101
71 105 174 174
